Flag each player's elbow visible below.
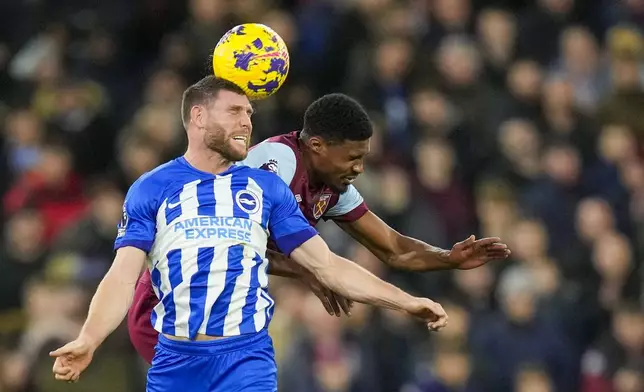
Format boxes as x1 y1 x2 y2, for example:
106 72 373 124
291 241 337 283
310 253 345 288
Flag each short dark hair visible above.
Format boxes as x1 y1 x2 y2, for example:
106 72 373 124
301 93 373 143
181 76 246 127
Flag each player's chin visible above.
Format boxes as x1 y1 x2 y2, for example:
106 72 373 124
225 143 249 162
330 181 349 194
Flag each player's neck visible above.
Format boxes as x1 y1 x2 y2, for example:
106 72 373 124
299 145 325 188
184 147 233 175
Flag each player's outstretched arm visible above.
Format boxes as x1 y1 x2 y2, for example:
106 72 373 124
266 249 352 316
50 246 146 382
290 235 448 330
337 211 511 272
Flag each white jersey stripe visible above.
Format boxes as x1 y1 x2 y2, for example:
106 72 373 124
214 174 233 216
223 245 257 335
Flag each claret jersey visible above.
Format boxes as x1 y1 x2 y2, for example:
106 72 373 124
241 131 369 225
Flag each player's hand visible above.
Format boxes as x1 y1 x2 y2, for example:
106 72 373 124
305 276 353 317
405 298 448 331
448 235 511 270
50 338 95 383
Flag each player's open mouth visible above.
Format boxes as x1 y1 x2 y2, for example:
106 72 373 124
232 136 248 146
342 177 356 184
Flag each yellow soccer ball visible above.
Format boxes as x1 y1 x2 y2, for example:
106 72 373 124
213 23 290 100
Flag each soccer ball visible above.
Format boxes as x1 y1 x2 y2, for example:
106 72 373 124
212 23 290 100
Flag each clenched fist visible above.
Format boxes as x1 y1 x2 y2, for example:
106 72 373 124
405 298 449 331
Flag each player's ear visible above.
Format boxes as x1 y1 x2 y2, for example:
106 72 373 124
308 136 326 154
191 105 204 128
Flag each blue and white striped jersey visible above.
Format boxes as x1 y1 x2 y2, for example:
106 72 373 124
114 157 317 339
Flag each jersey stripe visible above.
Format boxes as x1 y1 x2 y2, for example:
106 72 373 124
214 174 233 216
239 252 263 334
196 180 215 216
223 246 257 335
199 244 229 335
252 256 270 331
187 247 215 338
172 182 201 336
173 246 199 337
150 260 163 330
160 249 183 335
207 244 245 335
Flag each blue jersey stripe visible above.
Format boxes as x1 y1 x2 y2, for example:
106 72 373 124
206 245 245 336
150 262 163 299
260 291 274 322
150 261 162 328
160 249 184 335
238 252 263 334
187 247 214 338
196 181 215 217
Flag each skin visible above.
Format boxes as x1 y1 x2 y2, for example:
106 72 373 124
269 133 511 315
50 87 449 383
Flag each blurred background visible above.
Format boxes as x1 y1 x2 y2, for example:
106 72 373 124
0 0 643 391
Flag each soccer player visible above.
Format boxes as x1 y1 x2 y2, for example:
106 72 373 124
50 77 448 391
128 93 512 364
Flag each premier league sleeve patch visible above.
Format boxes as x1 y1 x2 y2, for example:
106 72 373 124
117 203 128 238
259 159 278 174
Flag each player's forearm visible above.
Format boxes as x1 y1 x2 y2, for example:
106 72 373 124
387 235 452 272
78 266 137 348
315 254 416 312
291 236 417 312
266 249 307 278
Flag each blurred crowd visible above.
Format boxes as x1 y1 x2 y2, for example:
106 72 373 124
1 0 643 391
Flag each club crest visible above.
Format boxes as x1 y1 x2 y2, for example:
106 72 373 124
236 190 261 214
312 194 332 219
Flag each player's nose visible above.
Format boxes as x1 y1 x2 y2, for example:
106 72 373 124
352 161 364 175
239 113 252 131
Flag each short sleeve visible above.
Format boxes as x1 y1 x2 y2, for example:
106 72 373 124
239 141 297 185
114 178 159 253
267 176 317 255
324 184 369 222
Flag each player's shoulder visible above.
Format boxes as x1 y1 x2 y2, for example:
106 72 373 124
240 131 301 183
238 165 287 183
127 158 189 201
247 133 298 165
263 131 299 148
132 159 182 189
236 165 291 194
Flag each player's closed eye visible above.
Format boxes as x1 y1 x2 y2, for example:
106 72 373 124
228 106 253 116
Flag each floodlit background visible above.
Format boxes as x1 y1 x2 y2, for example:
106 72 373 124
0 0 643 391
